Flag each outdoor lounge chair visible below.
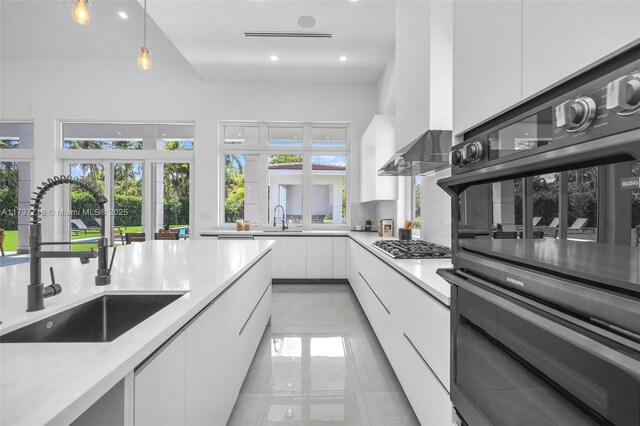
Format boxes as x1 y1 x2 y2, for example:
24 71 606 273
155 232 179 240
71 219 100 235
567 218 589 233
547 217 559 228
532 217 542 227
125 232 146 244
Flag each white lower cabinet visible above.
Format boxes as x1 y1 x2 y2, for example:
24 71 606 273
134 254 272 426
255 236 280 278
332 237 346 279
349 241 452 426
306 237 333 278
134 332 187 426
279 237 307 278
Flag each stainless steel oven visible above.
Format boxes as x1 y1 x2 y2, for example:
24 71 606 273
438 40 640 425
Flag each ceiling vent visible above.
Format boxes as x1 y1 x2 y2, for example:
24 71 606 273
244 32 332 38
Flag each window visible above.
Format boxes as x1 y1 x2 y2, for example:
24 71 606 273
0 161 31 254
62 123 194 150
220 121 350 227
0 122 34 149
633 161 640 238
269 127 303 146
411 176 421 231
61 122 194 244
567 167 598 242
310 155 346 225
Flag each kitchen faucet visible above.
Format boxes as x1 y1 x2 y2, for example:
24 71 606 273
27 176 117 312
273 204 288 231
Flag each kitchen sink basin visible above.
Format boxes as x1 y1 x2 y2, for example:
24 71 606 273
0 293 184 343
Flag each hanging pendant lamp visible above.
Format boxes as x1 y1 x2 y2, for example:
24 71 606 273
138 0 152 70
71 0 90 25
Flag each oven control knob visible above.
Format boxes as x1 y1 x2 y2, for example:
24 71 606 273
451 148 464 167
555 96 596 132
607 73 640 115
466 141 484 162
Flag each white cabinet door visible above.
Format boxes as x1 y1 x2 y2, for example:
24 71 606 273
185 297 236 426
306 237 333 279
134 332 186 426
360 116 398 202
453 1 522 134
279 237 307 278
255 237 280 278
332 237 346 279
522 1 640 98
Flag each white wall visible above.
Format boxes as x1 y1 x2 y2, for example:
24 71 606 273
1 9 376 241
376 59 396 116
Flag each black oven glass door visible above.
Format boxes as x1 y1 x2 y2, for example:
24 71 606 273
487 110 553 161
452 281 640 426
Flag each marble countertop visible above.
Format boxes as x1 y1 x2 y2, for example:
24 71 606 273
200 229 452 305
0 239 275 426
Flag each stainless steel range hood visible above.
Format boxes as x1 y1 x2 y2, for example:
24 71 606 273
378 130 452 176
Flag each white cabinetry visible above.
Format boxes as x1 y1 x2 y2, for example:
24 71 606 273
522 1 640 98
279 237 307 278
306 237 332 278
134 332 186 426
332 237 346 279
453 0 522 134
256 236 280 278
134 254 271 426
360 115 398 202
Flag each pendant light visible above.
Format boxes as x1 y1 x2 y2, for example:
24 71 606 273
71 0 90 25
137 0 152 70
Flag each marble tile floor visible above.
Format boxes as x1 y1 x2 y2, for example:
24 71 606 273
228 284 419 426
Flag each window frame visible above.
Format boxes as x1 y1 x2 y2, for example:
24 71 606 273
219 121 350 229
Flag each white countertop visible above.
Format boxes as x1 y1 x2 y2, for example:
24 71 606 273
346 232 452 306
0 239 275 426
200 229 452 305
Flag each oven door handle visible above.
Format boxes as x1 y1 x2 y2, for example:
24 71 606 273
438 269 640 381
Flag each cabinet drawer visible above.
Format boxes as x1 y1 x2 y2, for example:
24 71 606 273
358 249 393 311
400 278 450 390
395 333 451 426
359 272 390 351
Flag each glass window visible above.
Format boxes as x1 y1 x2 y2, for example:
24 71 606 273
62 123 194 150
492 179 522 233
633 161 640 247
0 122 34 149
312 127 347 147
412 176 422 231
0 161 31 253
311 155 347 225
269 154 303 224
268 127 303 146
224 154 259 224
112 162 144 243
567 167 598 242
69 162 105 251
488 111 553 160
153 163 190 236
224 125 259 145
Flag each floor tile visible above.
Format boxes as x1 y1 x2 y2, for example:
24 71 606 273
229 284 415 425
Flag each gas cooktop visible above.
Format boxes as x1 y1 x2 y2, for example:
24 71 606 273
372 240 451 259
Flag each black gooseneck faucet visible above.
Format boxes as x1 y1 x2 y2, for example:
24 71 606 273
27 176 117 312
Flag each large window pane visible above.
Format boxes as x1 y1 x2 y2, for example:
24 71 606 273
631 161 639 246
0 122 34 149
268 127 303 146
413 176 421 230
63 123 193 150
113 163 143 244
153 163 190 237
224 125 259 145
224 154 259 224
0 161 31 253
567 167 598 242
492 179 522 232
269 154 303 224
311 155 346 224
70 163 105 251
312 127 347 147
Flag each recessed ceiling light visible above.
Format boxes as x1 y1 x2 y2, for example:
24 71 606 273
270 55 279 61
162 133 166 136
350 0 358 2
118 132 122 135
325 136 330 139
238 133 242 137
339 56 347 62
118 11 128 19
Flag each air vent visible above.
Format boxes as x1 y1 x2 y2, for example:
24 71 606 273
244 32 332 38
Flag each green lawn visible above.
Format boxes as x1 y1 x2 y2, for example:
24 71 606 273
1 225 187 253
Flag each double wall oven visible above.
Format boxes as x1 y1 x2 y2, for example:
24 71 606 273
438 41 640 426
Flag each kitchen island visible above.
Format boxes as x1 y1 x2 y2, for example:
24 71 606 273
0 239 274 425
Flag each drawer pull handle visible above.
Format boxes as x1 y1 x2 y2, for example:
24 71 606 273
403 333 449 394
359 272 390 314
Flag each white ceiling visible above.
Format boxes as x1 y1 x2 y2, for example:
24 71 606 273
140 0 396 84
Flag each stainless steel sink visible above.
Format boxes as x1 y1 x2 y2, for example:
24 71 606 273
0 294 184 343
